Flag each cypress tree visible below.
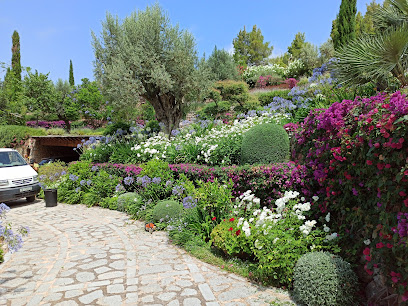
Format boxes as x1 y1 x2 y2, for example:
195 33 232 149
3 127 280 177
69 60 75 86
332 0 357 50
11 30 21 81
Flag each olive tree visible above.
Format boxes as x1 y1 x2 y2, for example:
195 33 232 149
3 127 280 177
91 4 210 134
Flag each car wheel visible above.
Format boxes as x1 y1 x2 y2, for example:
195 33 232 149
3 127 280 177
26 196 35 202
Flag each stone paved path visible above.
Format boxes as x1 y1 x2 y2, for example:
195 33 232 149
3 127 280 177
0 201 295 305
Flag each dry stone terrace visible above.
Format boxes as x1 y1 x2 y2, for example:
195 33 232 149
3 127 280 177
0 200 295 305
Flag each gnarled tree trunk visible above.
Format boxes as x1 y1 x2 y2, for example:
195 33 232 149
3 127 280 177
144 93 183 137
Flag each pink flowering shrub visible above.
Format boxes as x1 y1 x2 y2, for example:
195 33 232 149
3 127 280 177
255 75 282 88
292 91 408 299
169 163 309 206
284 78 298 89
26 120 68 129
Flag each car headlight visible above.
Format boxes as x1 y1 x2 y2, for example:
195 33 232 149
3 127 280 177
0 179 8 186
33 175 38 183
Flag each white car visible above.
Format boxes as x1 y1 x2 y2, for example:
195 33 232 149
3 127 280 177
0 148 40 202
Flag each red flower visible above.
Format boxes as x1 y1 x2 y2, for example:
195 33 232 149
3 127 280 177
399 191 407 197
236 230 241 236
377 163 384 170
229 218 235 222
404 198 408 207
212 217 216 221
374 143 380 148
365 264 373 276
228 227 233 231
405 170 408 176
392 277 399 283
366 160 373 165
365 255 371 262
363 247 370 255
376 242 385 249
385 164 391 169
386 243 393 249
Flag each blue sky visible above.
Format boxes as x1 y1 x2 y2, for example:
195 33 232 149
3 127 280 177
0 0 381 83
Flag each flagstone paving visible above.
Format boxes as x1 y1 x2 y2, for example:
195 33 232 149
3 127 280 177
0 200 295 305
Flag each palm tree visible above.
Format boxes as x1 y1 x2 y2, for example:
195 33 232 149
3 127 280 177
332 0 408 89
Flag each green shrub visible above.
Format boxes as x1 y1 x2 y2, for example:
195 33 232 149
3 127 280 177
257 90 290 106
233 95 260 114
240 123 289 165
207 88 222 102
198 101 231 119
82 192 100 206
293 252 357 306
145 120 160 133
117 192 141 213
213 81 249 105
0 125 46 147
139 102 156 121
103 122 130 136
211 219 251 258
152 200 183 223
38 161 67 189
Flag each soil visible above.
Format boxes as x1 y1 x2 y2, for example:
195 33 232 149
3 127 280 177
249 83 290 94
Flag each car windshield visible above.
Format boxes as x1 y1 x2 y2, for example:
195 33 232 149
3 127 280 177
0 151 27 168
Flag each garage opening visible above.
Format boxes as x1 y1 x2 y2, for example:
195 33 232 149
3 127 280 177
27 136 95 164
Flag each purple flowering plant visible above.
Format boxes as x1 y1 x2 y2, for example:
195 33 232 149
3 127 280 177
0 203 29 256
292 91 408 296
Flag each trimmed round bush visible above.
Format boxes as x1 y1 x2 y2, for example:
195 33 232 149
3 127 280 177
117 192 140 212
152 200 183 223
293 251 357 306
240 123 289 165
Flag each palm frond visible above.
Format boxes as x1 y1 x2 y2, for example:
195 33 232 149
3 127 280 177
333 25 408 86
372 0 408 30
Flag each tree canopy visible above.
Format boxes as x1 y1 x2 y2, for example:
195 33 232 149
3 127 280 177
69 60 75 86
207 46 239 81
232 25 273 66
287 32 306 59
332 0 357 50
11 31 21 81
92 4 210 133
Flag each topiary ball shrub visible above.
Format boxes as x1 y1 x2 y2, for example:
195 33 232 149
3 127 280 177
240 123 289 165
117 192 140 212
152 200 184 223
293 251 358 306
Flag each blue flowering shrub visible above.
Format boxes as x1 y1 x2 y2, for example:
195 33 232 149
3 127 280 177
0 203 29 262
167 180 235 245
58 161 120 205
257 90 290 106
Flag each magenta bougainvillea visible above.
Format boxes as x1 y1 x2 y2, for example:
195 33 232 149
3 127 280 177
292 91 408 299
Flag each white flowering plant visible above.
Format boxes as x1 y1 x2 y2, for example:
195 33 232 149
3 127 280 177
126 111 290 166
211 190 340 287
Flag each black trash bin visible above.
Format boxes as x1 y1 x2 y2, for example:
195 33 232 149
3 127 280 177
44 189 58 207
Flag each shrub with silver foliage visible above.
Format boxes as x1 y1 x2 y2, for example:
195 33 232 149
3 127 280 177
293 251 357 306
